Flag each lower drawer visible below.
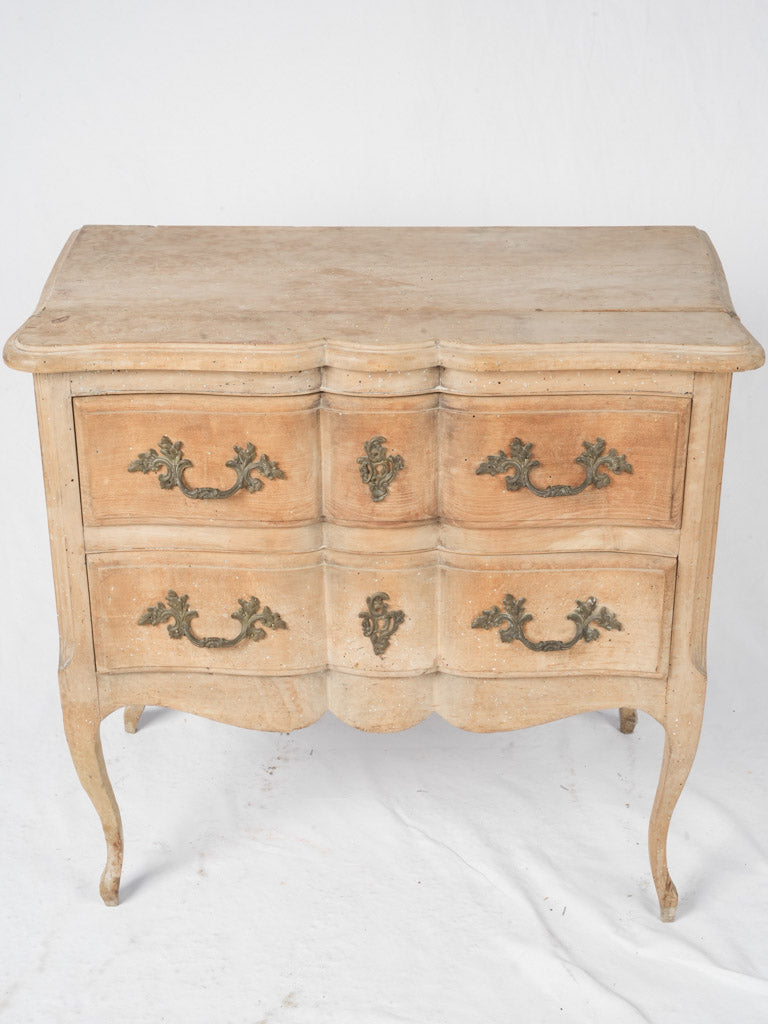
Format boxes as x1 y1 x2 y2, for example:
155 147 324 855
88 551 325 675
88 550 675 679
441 552 675 677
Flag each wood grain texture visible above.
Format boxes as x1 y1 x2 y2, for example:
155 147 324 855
649 372 732 922
439 368 695 397
443 394 689 528
34 374 123 905
68 367 694 399
83 522 681 558
87 547 674 682
442 552 675 678
75 393 320 527
88 550 325 675
100 672 329 732
74 391 687 530
4 227 763 374
98 670 667 735
322 394 438 524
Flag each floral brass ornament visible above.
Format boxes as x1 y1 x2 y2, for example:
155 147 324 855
475 437 632 496
472 595 622 652
138 590 287 648
128 436 285 499
357 436 404 502
359 592 405 656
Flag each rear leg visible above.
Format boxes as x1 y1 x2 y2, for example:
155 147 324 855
619 707 637 734
124 705 145 734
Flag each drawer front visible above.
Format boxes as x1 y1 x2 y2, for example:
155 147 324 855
441 394 689 528
321 395 438 524
89 548 673 680
75 394 320 526
325 554 438 674
441 552 675 677
88 551 325 674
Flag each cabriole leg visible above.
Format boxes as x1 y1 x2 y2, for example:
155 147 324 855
62 703 123 906
648 705 704 922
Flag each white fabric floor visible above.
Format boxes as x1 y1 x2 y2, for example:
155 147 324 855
2 673 767 1023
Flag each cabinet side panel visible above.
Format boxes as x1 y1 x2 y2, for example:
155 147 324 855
33 374 99 708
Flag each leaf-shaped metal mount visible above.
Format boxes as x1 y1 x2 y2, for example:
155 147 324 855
359 592 405 656
128 436 285 499
138 590 287 648
475 437 632 497
357 436 405 502
471 595 622 652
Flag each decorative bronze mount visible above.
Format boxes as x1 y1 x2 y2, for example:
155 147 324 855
472 595 622 651
128 436 284 499
357 436 404 502
475 437 632 496
359 592 405 656
138 590 287 648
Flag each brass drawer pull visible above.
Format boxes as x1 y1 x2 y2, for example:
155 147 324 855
359 592 405 655
476 437 631 496
472 595 622 651
128 436 284 499
358 436 404 501
138 590 287 648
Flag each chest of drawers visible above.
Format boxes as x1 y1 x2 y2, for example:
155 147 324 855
5 226 763 920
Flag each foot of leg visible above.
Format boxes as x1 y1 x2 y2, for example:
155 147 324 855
124 705 145 734
100 836 123 906
619 707 637 734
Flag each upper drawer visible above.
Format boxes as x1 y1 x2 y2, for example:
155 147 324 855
321 394 438 524
441 394 690 528
74 394 320 527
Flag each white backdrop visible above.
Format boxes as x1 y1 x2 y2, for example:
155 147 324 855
1 3 767 1022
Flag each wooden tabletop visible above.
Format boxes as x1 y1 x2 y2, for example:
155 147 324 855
4 226 763 374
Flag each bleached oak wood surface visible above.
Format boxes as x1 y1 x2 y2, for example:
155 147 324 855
4 226 763 920
4 226 762 375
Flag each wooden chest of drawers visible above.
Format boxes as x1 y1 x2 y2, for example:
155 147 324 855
5 226 763 920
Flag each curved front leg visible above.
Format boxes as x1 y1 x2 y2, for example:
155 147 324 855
62 703 123 906
648 702 704 922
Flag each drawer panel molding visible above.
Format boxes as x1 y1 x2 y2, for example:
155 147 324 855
77 392 686 530
88 550 325 675
75 393 320 527
89 549 673 680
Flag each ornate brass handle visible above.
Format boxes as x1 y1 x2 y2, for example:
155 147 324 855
138 590 287 648
359 592 405 655
358 436 404 501
128 436 284 499
475 437 631 496
472 595 622 651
